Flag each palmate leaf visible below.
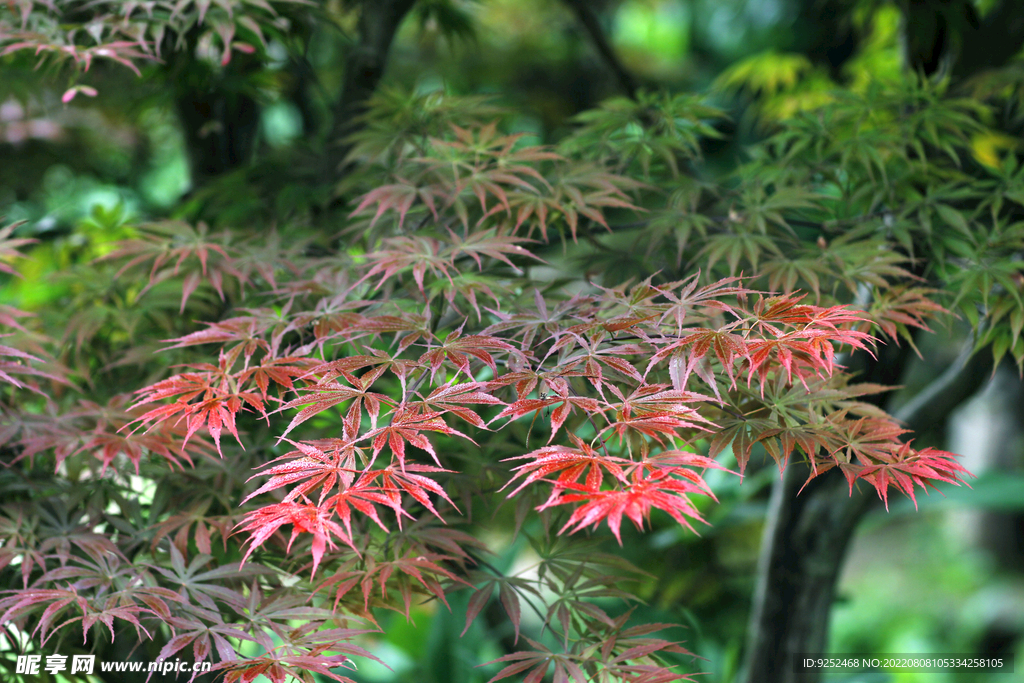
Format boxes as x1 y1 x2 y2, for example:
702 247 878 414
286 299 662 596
434 271 509 321
1 0 306 72
364 407 473 469
755 422 836 472
0 221 35 276
244 439 362 506
564 90 723 175
103 220 244 312
539 468 712 544
128 388 255 456
501 435 631 497
348 179 443 230
277 380 394 441
483 290 597 351
462 575 540 643
0 508 49 590
826 415 911 470
744 330 860 391
0 580 168 646
418 123 558 218
814 415 974 509
852 445 972 511
324 476 396 539
484 619 700 683
241 356 322 401
0 304 32 332
0 338 67 394
357 236 456 294
740 299 875 391
600 413 709 446
164 317 277 369
237 502 350 576
483 637 584 683
125 352 270 455
158 618 258 674
413 381 505 428
241 458 457 580
864 285 947 349
419 331 520 382
607 384 714 419
707 416 775 476
444 229 539 272
559 337 647 390
355 463 459 522
43 396 218 473
317 549 466 619
653 273 751 332
301 349 421 392
580 612 701 683
151 502 235 557
148 547 266 614
492 393 603 444
646 328 748 398
217 649 361 683
544 164 644 241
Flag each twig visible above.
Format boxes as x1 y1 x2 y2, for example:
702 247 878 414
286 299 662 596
562 0 639 99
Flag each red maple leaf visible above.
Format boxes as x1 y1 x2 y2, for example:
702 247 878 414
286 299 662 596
419 330 520 382
244 439 362 506
363 407 473 469
278 379 394 441
237 502 349 576
502 434 631 497
126 354 266 455
853 444 972 510
540 468 712 544
413 381 506 427
357 463 459 522
492 394 604 443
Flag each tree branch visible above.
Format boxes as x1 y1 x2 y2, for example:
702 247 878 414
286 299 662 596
562 0 639 99
892 332 994 432
328 0 418 178
741 336 996 683
953 0 1024 80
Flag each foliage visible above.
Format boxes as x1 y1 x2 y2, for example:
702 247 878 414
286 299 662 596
0 1 306 83
3 2 1024 683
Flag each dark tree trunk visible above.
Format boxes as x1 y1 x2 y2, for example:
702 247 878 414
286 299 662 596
738 2 1021 673
169 43 264 187
742 466 871 683
176 88 260 184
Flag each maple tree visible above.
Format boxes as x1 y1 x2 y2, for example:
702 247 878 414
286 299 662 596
3 2 1024 683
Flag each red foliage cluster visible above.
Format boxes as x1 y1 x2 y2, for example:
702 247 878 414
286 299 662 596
0 117 972 682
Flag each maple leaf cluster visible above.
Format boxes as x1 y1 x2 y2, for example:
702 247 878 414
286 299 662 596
0 87 983 683
0 0 308 90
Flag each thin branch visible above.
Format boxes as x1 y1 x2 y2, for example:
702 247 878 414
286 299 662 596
891 327 993 433
328 0 418 179
562 0 639 99
608 210 893 234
